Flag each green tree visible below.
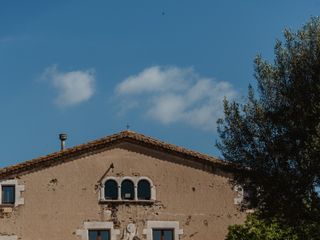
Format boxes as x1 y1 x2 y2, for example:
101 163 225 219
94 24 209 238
217 17 320 227
226 213 320 240
226 214 299 240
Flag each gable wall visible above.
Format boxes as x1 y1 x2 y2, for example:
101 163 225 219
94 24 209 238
0 144 245 240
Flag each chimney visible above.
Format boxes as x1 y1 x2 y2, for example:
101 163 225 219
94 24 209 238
59 133 67 151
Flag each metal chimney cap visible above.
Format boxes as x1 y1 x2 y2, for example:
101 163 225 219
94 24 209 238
59 133 67 141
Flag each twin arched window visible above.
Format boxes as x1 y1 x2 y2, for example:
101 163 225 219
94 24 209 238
103 178 152 201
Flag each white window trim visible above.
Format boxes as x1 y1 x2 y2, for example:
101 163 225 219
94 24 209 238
233 185 244 205
138 177 156 200
0 236 18 240
143 221 183 240
76 221 120 240
0 179 25 207
100 176 156 202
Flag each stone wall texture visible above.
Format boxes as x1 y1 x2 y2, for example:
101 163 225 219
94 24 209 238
0 142 245 240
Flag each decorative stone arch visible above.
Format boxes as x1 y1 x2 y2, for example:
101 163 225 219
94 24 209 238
101 176 121 185
120 177 135 200
137 177 156 201
143 221 183 240
76 221 120 240
100 177 121 201
120 176 137 185
99 176 156 202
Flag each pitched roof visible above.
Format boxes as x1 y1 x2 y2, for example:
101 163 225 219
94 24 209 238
0 130 231 179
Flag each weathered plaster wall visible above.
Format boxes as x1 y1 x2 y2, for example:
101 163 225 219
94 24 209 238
0 143 245 240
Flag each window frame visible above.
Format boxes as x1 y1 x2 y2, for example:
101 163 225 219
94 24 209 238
76 221 120 240
137 179 152 200
0 179 24 207
99 176 155 203
152 228 175 240
1 185 15 205
104 179 119 200
88 229 110 240
143 221 183 240
121 179 135 200
0 235 18 240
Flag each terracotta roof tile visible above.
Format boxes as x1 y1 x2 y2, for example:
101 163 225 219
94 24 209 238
0 130 230 179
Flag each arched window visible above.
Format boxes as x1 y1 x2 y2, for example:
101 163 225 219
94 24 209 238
121 180 134 200
137 179 151 200
104 180 118 200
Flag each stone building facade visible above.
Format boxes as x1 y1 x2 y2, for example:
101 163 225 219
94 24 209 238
0 130 245 240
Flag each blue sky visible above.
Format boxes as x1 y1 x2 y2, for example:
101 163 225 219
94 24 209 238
0 0 319 167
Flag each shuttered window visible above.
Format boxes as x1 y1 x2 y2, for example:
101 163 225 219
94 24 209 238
153 229 174 240
1 185 15 204
88 230 110 240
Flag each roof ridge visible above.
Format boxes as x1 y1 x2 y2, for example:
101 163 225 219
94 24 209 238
0 131 226 178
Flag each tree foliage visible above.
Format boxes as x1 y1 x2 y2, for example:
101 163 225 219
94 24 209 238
226 213 320 240
226 214 298 240
217 17 320 226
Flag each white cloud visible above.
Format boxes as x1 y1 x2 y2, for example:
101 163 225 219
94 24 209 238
116 66 191 95
115 66 238 131
43 65 95 107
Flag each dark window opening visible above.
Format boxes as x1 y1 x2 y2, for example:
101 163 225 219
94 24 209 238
153 229 174 240
1 185 15 204
243 186 257 208
104 180 118 200
121 180 134 200
89 230 110 240
137 179 151 200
